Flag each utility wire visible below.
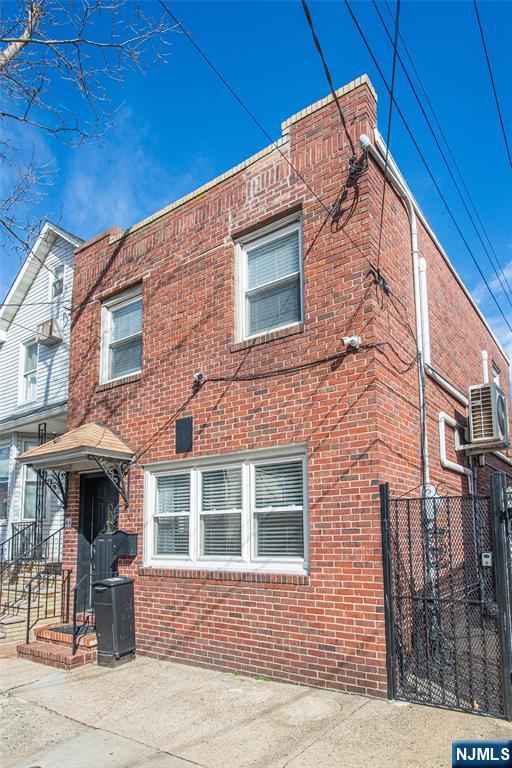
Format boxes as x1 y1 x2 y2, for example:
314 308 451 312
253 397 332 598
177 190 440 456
157 0 332 218
344 0 512 335
374 0 512 311
382 0 512 302
300 0 355 157
376 0 401 269
156 0 378 276
473 0 512 170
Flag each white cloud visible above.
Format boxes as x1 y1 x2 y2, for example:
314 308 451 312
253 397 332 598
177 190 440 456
61 107 213 239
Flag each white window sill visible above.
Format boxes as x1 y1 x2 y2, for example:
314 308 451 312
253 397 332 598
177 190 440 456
144 558 307 575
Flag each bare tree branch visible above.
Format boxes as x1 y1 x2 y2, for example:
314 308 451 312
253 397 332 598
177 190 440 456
0 0 175 265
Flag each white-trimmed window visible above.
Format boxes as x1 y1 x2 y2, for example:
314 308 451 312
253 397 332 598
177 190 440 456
100 287 142 383
22 442 38 520
50 264 65 299
0 445 9 520
21 341 38 402
145 449 307 573
236 215 303 340
493 362 501 387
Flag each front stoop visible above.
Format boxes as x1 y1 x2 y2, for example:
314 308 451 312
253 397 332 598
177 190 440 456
17 624 97 669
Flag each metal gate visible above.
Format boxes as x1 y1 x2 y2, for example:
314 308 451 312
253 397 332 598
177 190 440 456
380 473 512 719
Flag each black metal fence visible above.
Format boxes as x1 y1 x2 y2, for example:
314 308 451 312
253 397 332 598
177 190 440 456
381 473 512 719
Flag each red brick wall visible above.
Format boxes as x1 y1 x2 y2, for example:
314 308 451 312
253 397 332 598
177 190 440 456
64 77 511 696
366 150 512 499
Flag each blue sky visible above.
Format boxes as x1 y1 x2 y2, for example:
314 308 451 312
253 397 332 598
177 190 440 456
1 0 511 353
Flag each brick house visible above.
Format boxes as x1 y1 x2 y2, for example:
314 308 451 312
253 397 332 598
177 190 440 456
17 75 512 697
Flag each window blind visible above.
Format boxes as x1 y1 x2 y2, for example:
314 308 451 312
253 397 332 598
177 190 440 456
256 511 304 557
110 337 142 379
201 468 242 510
247 231 300 290
156 517 189 555
201 468 242 556
254 461 304 558
111 299 142 342
248 280 300 336
156 474 190 555
255 462 303 508
201 513 241 556
157 474 190 514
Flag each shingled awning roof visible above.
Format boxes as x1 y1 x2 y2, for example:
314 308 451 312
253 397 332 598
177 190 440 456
16 422 134 471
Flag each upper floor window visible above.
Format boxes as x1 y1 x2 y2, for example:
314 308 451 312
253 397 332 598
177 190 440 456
100 287 142 383
146 449 307 573
493 362 501 387
22 342 38 402
236 215 303 340
50 265 65 299
0 445 9 520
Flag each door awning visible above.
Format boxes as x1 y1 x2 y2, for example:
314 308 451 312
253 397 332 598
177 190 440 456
16 422 134 472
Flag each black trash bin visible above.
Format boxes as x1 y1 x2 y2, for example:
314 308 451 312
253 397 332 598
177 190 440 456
92 576 136 667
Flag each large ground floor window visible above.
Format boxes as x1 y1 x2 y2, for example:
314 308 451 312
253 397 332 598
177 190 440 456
144 447 307 573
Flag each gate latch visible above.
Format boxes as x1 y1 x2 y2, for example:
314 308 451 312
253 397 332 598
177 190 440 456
481 552 493 567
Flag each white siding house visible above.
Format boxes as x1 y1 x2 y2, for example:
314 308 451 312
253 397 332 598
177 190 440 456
0 223 82 553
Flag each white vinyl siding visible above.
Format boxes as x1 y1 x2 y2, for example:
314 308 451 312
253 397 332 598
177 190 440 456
0 445 9 520
22 342 38 402
0 234 74 423
237 216 303 340
145 448 307 573
101 288 142 383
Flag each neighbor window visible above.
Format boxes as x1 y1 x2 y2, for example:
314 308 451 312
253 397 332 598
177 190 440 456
146 450 306 572
23 442 38 520
237 216 303 339
493 362 501 387
0 445 9 520
101 287 142 383
21 342 38 402
51 264 65 299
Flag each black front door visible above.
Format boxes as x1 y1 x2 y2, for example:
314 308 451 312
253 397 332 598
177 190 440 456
77 475 119 608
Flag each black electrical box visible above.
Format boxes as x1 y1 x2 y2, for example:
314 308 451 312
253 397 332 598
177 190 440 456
176 416 193 453
92 576 136 666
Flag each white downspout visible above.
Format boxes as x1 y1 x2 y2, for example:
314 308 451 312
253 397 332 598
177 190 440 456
438 412 474 494
359 131 430 488
482 350 489 384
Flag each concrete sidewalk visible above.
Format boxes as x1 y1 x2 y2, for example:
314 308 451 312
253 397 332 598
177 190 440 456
1 646 511 768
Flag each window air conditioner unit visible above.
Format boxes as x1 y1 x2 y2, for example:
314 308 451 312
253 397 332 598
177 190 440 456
36 318 62 347
468 382 510 450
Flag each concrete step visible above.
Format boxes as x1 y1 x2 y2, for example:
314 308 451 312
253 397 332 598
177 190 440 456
17 640 97 669
0 614 60 644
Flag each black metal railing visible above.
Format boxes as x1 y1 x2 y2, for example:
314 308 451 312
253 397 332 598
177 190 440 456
25 568 71 644
0 521 43 567
0 527 63 618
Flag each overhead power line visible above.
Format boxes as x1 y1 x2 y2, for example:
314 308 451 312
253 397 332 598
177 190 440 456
343 0 512 335
300 0 355 157
473 0 512 170
382 0 512 302
374 0 512 311
157 0 332 219
375 0 401 269
156 0 377 275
